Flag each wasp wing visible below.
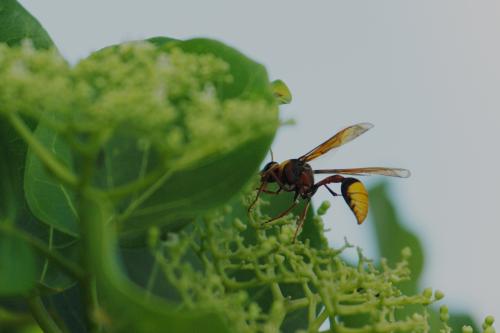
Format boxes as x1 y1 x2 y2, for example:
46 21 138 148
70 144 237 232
314 167 411 178
298 123 374 162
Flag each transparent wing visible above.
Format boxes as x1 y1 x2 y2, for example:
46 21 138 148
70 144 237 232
298 123 374 162
314 167 411 178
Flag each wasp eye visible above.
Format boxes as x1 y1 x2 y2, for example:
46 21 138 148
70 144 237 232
262 161 278 173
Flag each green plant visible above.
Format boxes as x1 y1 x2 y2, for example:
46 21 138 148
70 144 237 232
0 1 494 332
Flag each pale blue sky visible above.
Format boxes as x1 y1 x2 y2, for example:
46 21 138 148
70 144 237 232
20 0 500 323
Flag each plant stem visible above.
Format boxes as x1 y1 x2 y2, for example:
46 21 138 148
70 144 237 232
27 296 63 333
77 155 101 333
310 309 329 332
115 170 173 223
7 113 78 188
39 227 54 283
105 167 164 201
145 248 161 299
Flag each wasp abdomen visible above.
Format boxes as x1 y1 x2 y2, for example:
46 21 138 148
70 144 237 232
341 178 369 225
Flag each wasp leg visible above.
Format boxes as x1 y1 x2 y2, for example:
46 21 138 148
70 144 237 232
249 168 286 212
324 185 340 197
315 175 368 225
292 199 311 243
248 181 268 213
262 188 282 195
262 192 299 224
313 174 345 188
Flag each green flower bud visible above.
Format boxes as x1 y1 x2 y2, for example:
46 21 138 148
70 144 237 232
485 316 495 326
233 218 247 232
401 246 412 259
439 305 449 322
462 325 473 333
317 201 331 216
147 226 160 249
274 254 285 264
434 290 445 301
412 313 424 321
423 288 433 299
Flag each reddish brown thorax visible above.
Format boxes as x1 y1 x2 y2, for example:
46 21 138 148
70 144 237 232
260 159 315 199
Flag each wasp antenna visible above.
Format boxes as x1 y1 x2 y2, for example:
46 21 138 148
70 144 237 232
270 148 275 162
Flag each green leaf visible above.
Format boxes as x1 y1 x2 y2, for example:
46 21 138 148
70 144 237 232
216 187 324 249
369 182 423 294
24 123 79 236
35 228 79 293
0 121 22 220
146 36 179 47
0 0 65 291
161 38 275 102
367 182 479 333
0 118 36 296
12 207 79 293
107 38 279 239
121 135 275 239
81 195 231 333
338 182 424 328
264 191 325 248
271 79 292 104
0 0 55 49
0 234 36 295
0 2 55 292
447 312 479 333
21 37 279 243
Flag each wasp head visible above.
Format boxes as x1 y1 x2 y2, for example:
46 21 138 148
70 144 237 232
260 161 279 182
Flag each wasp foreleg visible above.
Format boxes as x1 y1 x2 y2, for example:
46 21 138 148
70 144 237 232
292 199 311 243
262 192 299 225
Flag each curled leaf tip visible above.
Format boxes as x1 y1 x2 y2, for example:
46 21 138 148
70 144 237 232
271 79 292 105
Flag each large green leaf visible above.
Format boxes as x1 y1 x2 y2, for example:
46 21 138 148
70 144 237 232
369 182 423 294
0 0 55 297
13 214 79 293
121 190 324 332
161 38 275 102
338 182 422 328
21 121 80 292
0 0 55 49
81 195 231 333
0 121 22 220
0 120 36 296
0 0 56 221
0 233 36 296
262 191 325 248
24 124 79 236
111 38 278 238
35 229 79 293
447 312 479 333
22 37 279 243
120 135 275 239
368 182 478 333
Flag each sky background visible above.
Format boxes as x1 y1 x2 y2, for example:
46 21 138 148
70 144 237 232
19 0 500 324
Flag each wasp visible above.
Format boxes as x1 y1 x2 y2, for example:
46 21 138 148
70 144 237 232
248 123 410 242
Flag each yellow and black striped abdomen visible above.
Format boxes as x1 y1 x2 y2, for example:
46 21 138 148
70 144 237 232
341 178 368 225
